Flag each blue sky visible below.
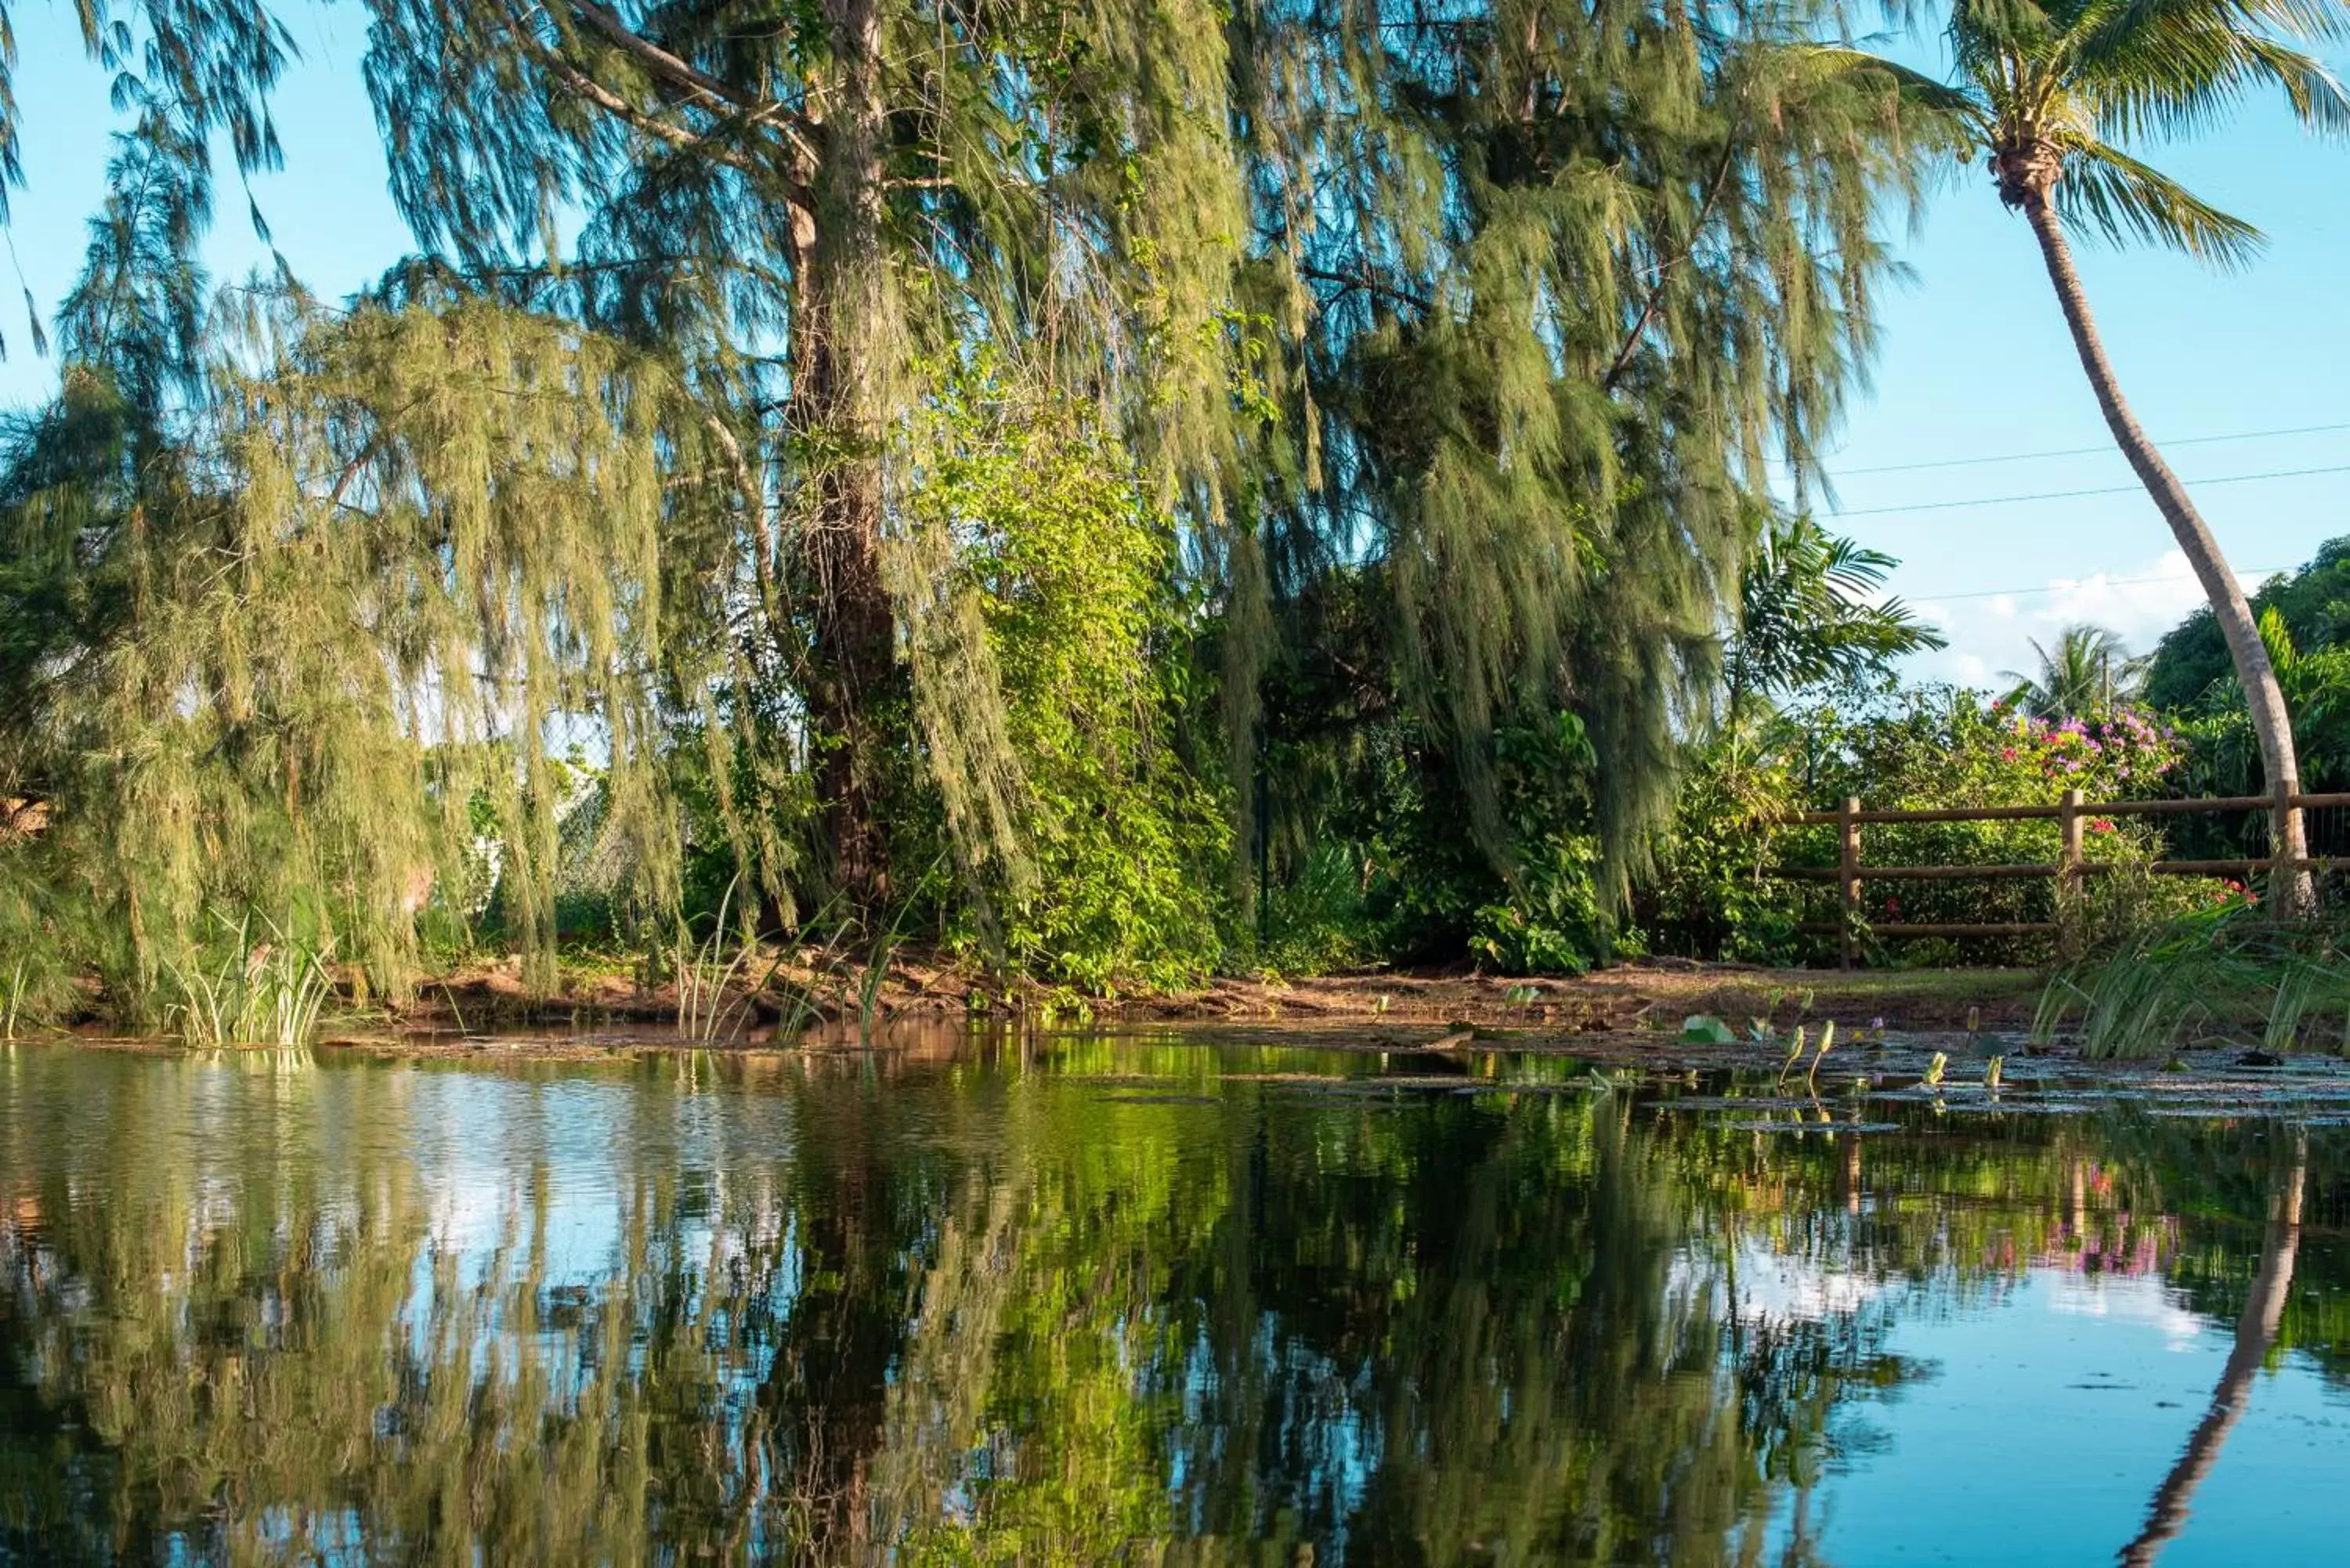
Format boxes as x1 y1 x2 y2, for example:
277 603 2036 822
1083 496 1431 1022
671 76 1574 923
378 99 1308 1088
4 6 2345 688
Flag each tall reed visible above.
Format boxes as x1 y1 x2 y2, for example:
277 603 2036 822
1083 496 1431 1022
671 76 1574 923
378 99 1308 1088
2037 903 2350 1058
159 912 338 1047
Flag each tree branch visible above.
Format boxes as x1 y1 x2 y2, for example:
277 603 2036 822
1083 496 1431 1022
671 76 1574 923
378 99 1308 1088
565 1 822 168
1602 141 1738 394
522 37 814 214
703 411 786 638
1299 263 1434 313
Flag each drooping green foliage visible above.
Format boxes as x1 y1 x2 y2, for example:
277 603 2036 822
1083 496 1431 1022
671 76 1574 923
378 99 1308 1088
0 0 1943 1013
0 1 297 345
0 289 732 1016
1235 0 1929 901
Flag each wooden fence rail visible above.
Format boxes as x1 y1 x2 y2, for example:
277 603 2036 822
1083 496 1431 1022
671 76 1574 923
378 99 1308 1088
1768 789 2350 968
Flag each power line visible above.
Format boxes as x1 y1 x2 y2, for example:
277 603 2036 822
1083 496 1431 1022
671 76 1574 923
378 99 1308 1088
1833 421 2350 476
1921 569 2285 603
1833 461 2350 518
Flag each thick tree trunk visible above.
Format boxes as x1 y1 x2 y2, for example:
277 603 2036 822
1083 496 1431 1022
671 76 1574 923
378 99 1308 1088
2019 193 2312 913
2119 1132 2305 1565
791 0 897 915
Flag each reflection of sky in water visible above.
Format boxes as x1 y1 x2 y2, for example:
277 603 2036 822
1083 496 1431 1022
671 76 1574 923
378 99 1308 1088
4 1046 2346 1566
1783 1269 2350 1566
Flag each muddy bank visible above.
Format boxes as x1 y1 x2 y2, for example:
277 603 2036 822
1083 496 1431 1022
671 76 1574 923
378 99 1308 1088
384 953 2047 1039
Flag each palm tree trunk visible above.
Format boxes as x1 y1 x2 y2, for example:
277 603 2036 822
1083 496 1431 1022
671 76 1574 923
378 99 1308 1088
2118 1130 2306 1565
2020 193 2312 913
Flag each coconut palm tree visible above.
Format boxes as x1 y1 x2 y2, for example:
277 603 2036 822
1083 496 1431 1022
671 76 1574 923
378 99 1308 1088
1838 0 2350 907
1999 623 2149 717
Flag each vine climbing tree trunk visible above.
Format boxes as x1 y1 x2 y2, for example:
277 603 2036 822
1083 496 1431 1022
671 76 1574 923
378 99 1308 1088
2016 178 2311 914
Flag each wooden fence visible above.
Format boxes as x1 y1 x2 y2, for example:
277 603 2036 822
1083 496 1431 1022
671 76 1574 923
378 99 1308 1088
1770 789 2350 967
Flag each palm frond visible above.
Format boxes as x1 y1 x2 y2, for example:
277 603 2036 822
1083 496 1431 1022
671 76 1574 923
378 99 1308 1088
2057 137 2265 265
2070 0 2350 141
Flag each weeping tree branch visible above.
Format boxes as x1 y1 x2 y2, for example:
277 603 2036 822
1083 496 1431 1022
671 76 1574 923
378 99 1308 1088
520 37 815 214
702 410 786 638
1602 139 1739 394
564 1 825 171
1298 263 1434 313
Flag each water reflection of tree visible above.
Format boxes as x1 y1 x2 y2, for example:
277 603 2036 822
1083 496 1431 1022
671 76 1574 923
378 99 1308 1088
0 1046 2336 1564
2119 1129 2308 1568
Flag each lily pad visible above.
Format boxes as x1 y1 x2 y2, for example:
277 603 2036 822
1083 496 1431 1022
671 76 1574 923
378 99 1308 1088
1679 1013 1737 1046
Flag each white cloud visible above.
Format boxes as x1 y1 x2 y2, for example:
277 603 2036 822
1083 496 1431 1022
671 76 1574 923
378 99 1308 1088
1907 548 2212 690
2034 550 2205 649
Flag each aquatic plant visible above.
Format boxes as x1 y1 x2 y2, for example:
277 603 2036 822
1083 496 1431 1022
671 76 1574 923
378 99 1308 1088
1682 1014 1740 1046
158 912 337 1048
0 958 27 1040
1776 1025 1809 1093
1806 1021 1837 1095
2037 903 2350 1058
1922 1053 1947 1089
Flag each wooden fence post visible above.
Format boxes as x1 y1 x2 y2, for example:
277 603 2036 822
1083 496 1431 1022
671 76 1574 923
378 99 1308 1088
2057 787 2084 957
1838 797 1862 970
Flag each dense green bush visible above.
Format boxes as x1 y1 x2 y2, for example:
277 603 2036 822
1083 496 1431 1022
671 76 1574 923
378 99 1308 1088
918 384 1229 993
1642 684 2206 965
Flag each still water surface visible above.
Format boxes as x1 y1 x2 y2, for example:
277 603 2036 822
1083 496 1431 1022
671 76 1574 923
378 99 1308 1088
0 1037 2343 1565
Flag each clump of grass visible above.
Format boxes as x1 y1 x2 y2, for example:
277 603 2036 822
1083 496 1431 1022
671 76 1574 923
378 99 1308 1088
2037 902 2350 1059
160 912 338 1047
674 877 790 1043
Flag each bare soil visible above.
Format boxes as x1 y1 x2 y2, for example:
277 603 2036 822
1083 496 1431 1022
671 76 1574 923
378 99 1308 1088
381 951 2044 1041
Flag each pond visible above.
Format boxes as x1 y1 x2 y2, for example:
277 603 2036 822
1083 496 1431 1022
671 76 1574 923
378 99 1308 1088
0 1035 2343 1565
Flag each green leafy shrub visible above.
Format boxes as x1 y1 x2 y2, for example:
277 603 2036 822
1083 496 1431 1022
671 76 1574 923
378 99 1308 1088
913 375 1228 993
1646 683 2200 964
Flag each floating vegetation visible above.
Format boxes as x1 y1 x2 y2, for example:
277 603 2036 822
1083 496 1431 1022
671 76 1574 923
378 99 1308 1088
1775 1025 1808 1092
